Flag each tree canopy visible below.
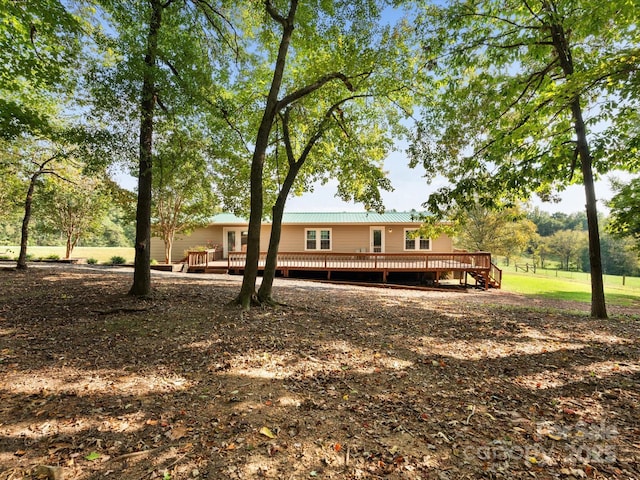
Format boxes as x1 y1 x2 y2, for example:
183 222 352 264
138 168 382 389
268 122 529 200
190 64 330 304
408 0 640 317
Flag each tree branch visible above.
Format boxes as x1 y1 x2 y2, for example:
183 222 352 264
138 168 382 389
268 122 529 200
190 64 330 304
276 72 358 111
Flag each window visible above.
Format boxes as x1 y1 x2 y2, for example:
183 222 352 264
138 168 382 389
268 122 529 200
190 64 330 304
404 229 431 251
305 228 332 250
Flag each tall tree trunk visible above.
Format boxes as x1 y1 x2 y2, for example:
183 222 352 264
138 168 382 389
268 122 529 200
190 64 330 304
548 17 607 318
257 163 300 303
66 236 72 259
129 0 163 296
572 98 607 318
16 172 39 270
164 233 173 264
235 0 298 309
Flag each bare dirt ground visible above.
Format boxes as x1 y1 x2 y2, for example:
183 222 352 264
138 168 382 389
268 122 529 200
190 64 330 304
0 265 638 480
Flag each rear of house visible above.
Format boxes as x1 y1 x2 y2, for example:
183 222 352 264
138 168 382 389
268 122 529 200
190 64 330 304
150 212 453 264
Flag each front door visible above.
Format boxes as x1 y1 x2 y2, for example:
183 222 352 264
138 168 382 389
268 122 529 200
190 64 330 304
370 227 385 253
223 228 249 258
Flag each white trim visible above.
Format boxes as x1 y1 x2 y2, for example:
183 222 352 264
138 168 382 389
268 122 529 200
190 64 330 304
223 227 248 258
369 226 385 253
304 228 332 251
403 228 432 251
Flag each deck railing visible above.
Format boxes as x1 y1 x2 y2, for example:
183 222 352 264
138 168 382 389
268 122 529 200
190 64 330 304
187 248 220 268
228 251 492 272
489 262 503 288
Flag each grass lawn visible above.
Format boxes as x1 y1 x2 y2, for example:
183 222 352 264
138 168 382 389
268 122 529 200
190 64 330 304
0 245 135 264
502 270 640 308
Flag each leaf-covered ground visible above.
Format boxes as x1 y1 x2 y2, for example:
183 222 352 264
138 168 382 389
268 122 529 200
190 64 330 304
0 265 639 480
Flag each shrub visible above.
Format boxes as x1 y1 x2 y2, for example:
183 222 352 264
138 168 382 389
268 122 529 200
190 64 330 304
109 255 127 265
46 254 60 260
0 255 11 261
150 258 158 265
87 257 98 265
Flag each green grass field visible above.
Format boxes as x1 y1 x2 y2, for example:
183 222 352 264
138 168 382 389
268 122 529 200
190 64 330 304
0 246 135 264
500 269 640 308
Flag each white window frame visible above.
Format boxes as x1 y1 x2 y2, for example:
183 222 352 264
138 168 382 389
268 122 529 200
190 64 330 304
304 228 332 251
404 228 431 251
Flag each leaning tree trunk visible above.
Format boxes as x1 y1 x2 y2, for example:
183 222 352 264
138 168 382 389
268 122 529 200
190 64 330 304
257 195 286 304
16 172 39 270
258 162 301 303
548 19 607 318
129 0 162 297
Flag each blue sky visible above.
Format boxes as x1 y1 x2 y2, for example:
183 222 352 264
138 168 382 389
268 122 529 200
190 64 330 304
285 149 618 214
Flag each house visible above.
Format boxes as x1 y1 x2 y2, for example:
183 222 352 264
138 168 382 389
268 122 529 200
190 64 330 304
149 212 501 288
151 211 452 263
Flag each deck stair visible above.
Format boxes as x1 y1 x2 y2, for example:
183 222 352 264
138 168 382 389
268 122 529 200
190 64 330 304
468 262 502 289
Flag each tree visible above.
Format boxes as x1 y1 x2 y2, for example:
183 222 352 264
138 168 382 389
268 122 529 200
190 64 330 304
548 229 588 271
35 171 111 258
531 233 553 269
454 204 537 265
7 137 76 269
409 0 639 318
527 208 588 237
128 0 167 296
152 126 218 264
233 0 299 309
0 0 83 139
607 176 640 251
594 231 639 276
232 0 419 308
90 0 236 296
7 125 117 269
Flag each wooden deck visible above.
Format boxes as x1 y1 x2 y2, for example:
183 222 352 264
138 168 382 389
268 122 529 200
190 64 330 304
187 250 502 289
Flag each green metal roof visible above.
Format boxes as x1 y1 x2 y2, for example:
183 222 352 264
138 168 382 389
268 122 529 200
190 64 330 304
210 212 429 225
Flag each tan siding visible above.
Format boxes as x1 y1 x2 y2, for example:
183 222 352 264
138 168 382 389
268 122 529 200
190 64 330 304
277 225 303 252
332 225 370 252
151 221 454 262
431 233 453 252
150 226 224 263
276 224 452 253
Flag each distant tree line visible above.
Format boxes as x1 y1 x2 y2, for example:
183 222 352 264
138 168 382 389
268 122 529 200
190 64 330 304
452 205 639 277
526 209 639 277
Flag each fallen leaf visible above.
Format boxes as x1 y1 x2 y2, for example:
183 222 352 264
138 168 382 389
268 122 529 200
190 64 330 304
334 443 342 452
167 426 188 440
259 426 276 439
85 451 101 461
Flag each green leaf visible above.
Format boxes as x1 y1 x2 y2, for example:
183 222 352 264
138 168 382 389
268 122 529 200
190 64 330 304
85 451 101 461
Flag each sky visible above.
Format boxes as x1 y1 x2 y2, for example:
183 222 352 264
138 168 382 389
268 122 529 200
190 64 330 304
284 148 618 215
